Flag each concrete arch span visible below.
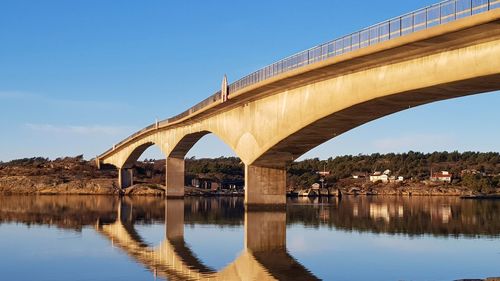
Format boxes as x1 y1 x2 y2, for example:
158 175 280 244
107 139 166 190
99 10 500 206
107 128 247 193
97 199 319 281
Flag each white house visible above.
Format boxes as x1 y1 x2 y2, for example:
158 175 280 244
430 171 452 183
370 171 389 183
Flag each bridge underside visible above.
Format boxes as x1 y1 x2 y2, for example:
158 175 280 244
254 73 500 168
100 10 500 206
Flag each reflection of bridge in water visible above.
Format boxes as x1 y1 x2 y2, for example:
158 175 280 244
1 196 499 238
97 199 318 281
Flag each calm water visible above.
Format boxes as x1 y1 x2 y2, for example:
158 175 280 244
0 195 499 281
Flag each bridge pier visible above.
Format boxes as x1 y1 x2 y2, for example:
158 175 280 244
245 210 286 252
165 157 185 198
245 165 287 209
165 199 184 240
118 168 134 189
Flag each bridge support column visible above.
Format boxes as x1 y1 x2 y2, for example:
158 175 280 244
245 210 286 252
118 168 134 189
165 199 184 240
245 165 287 209
165 157 185 198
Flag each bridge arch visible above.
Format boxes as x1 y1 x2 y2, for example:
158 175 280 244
251 77 500 169
165 130 246 197
168 131 211 159
103 139 169 189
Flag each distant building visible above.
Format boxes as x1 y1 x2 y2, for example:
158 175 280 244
389 175 405 182
460 169 487 177
191 178 200 188
370 170 390 183
210 182 220 191
430 171 452 183
191 178 221 190
311 183 321 190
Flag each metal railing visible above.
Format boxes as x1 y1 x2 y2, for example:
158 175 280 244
101 0 499 157
228 0 499 94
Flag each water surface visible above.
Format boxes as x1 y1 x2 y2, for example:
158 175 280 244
0 195 499 281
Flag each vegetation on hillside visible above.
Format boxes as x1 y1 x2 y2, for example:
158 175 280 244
176 151 500 189
2 151 499 191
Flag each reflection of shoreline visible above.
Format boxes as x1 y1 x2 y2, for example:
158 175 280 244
1 195 499 237
288 196 500 238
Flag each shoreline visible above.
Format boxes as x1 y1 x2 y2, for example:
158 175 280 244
0 177 498 198
1 184 498 199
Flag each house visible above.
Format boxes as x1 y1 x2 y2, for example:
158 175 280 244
191 178 200 188
430 171 452 183
370 170 390 183
460 169 487 177
389 175 405 182
311 183 321 190
210 182 220 191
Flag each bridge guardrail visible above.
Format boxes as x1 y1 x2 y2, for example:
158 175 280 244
228 0 499 95
101 0 499 157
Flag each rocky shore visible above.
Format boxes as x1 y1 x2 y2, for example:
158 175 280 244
1 156 498 197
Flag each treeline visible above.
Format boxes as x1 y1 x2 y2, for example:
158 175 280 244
132 157 245 184
185 156 243 183
289 151 500 187
181 151 500 188
2 151 499 189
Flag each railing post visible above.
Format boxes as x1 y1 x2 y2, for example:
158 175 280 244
368 28 371 46
400 16 402 37
425 7 428 29
439 3 442 24
455 0 457 20
411 12 414 33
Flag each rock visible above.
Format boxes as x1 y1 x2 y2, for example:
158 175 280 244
123 184 165 196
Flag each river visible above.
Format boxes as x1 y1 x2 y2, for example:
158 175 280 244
0 195 499 281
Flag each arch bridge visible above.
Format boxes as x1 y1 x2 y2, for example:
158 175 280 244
98 1 500 207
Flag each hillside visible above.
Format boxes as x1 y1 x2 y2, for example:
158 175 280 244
0 151 499 195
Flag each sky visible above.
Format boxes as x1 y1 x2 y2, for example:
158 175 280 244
0 0 498 162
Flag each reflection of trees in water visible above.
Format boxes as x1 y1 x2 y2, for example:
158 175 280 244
287 196 500 237
184 197 244 226
0 195 120 230
1 195 499 237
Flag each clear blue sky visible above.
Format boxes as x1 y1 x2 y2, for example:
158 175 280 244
0 0 498 161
